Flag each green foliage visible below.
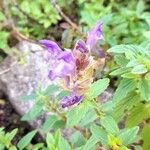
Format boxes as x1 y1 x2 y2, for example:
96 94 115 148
17 130 37 150
100 116 119 135
118 126 139 146
107 41 150 149
0 128 18 150
87 78 110 99
0 31 9 49
125 103 150 127
66 101 89 127
139 79 150 101
13 0 61 38
90 124 107 146
141 124 150 150
42 115 58 132
79 0 150 46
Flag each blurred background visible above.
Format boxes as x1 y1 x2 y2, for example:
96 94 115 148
0 0 149 60
0 0 150 145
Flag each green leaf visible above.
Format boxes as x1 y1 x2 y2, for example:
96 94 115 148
141 124 150 150
139 79 150 101
126 103 150 127
136 0 145 16
110 68 130 76
79 109 97 127
21 101 43 121
70 131 86 147
82 136 98 150
20 1 30 13
75 146 84 150
108 45 127 54
140 12 150 26
42 115 58 132
66 102 89 127
126 60 139 67
6 128 18 142
131 65 147 74
0 12 6 21
100 116 119 135
9 146 17 150
114 55 128 66
17 130 37 150
108 45 139 59
118 127 139 146
52 120 65 130
58 134 71 150
144 31 150 40
0 31 9 49
0 127 4 132
112 93 140 121
113 79 136 103
87 78 109 99
121 73 137 79
32 143 44 150
90 124 107 146
134 145 143 150
21 93 36 101
46 133 55 149
56 90 70 100
44 84 59 96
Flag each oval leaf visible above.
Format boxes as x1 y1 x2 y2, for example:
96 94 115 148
17 130 37 150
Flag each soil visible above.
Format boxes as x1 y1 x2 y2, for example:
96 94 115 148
0 93 31 145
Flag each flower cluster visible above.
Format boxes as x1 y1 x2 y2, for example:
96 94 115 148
40 21 105 108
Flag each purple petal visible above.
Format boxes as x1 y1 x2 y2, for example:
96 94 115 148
48 70 56 80
39 40 62 55
48 59 75 80
92 49 106 58
86 21 104 50
58 51 75 63
74 40 89 53
60 94 83 108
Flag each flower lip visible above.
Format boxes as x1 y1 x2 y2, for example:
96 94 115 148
57 51 75 63
48 59 75 80
86 21 104 50
74 40 89 53
60 95 83 108
39 39 62 54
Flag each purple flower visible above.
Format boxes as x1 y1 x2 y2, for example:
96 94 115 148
92 48 106 58
39 40 62 60
60 93 83 108
39 40 76 81
58 51 75 63
48 51 75 80
86 21 104 50
74 40 89 53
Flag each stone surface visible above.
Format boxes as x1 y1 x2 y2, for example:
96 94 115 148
0 40 51 128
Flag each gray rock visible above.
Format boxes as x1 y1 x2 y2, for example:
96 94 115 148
0 40 51 128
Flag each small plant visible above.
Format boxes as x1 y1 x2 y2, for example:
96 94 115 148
0 1 150 149
0 21 148 150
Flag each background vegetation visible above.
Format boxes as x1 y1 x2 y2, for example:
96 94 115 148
0 0 150 150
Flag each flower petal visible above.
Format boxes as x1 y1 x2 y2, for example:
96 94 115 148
58 51 75 63
74 40 89 53
39 39 62 55
48 59 75 80
86 21 104 50
60 94 83 108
